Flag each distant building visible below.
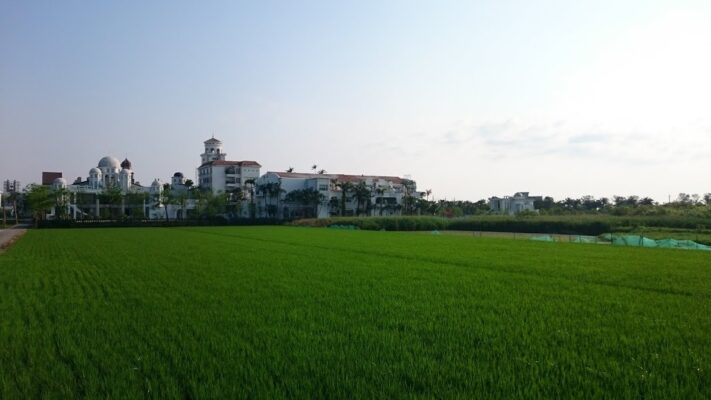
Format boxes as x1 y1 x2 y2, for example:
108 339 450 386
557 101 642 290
489 192 542 214
197 137 261 194
47 156 188 220
3 179 21 193
257 171 421 219
41 172 63 186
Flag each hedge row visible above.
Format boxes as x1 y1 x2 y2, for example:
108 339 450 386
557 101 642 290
37 218 283 229
290 215 710 235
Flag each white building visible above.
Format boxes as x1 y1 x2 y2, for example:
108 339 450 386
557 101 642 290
197 137 261 195
256 171 421 219
489 192 542 214
50 156 186 220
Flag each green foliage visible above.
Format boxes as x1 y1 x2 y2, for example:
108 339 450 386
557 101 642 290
292 215 711 236
0 227 709 397
284 188 324 218
23 184 54 222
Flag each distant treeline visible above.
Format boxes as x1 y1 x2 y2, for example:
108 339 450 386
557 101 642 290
417 193 711 218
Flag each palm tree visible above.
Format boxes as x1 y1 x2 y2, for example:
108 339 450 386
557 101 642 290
375 187 386 216
256 182 270 218
318 169 327 175
244 178 256 218
333 180 354 216
285 188 324 218
311 164 318 172
286 167 294 173
268 182 285 219
401 179 416 215
352 182 372 216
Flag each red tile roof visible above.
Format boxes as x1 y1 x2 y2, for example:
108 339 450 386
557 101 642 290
267 171 406 184
201 160 261 167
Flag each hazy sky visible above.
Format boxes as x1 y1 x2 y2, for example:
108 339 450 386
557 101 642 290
1 0 710 201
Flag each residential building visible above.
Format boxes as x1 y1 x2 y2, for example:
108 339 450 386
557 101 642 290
42 172 62 186
256 171 421 219
489 192 542 214
197 137 261 195
3 180 20 193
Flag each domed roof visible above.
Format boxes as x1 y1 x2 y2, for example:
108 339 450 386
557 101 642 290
98 156 120 169
204 137 222 144
151 178 161 187
89 167 101 175
53 177 67 186
173 172 184 177
120 158 132 169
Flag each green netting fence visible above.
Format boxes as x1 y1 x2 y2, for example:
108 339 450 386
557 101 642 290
531 233 711 251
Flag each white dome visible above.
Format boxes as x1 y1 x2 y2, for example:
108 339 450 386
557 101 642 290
151 179 161 187
98 156 120 169
53 177 67 187
89 167 101 175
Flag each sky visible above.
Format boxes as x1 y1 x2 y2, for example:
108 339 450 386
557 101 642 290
1 0 710 202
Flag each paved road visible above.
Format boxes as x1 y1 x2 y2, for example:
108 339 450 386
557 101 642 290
0 226 27 252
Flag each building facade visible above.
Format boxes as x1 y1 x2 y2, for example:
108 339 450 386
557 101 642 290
197 137 261 195
256 171 421 219
3 180 21 193
489 192 542 214
48 156 184 220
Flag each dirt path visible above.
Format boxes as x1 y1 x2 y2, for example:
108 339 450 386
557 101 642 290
0 227 27 253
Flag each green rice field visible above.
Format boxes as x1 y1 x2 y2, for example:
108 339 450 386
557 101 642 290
1 226 710 398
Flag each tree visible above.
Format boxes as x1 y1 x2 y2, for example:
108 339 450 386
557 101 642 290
375 187 386 216
675 193 692 206
333 180 354 216
24 184 53 224
285 188 324 218
195 190 227 220
268 182 285 219
53 187 71 220
124 189 148 219
184 179 194 189
286 167 294 173
328 196 340 216
638 197 656 206
99 184 124 219
226 189 244 218
401 179 416 215
352 181 371 216
244 179 256 218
